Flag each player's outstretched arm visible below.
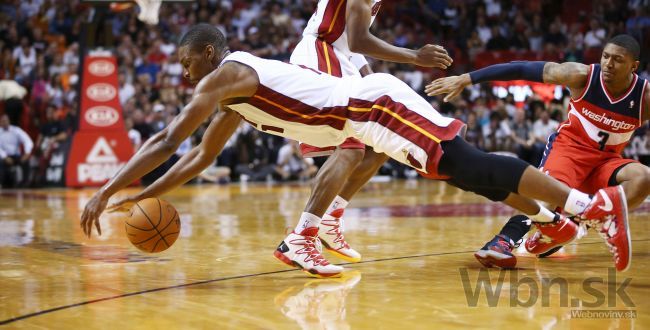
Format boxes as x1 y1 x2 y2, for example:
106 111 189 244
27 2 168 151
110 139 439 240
116 108 242 204
81 62 258 237
81 78 225 237
346 0 451 69
425 61 590 102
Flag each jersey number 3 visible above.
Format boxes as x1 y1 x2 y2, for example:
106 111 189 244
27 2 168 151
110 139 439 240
597 131 610 151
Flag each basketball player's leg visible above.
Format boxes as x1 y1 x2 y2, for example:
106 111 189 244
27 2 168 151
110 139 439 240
528 160 648 261
439 136 628 222
338 148 389 200
611 162 650 208
527 153 643 258
302 146 365 218
278 39 366 275
480 136 591 263
273 141 366 277
439 136 631 271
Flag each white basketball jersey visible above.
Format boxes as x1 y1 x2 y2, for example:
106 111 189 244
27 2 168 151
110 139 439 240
302 0 382 59
224 52 356 148
220 51 466 178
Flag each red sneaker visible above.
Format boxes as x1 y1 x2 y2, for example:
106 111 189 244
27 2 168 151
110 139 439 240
580 186 631 272
274 227 344 278
525 216 579 255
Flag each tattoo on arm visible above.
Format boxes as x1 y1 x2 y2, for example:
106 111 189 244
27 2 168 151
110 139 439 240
543 62 590 93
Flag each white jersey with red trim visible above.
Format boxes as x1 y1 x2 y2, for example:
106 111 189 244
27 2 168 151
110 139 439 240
558 64 646 154
302 0 382 59
221 52 464 177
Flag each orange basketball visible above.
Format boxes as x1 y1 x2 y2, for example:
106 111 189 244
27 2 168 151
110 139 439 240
125 198 180 253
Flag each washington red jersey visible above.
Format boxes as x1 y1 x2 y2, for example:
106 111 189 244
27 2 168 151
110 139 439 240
558 64 647 154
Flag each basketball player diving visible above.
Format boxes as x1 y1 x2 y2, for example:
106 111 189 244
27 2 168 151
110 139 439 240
81 24 631 278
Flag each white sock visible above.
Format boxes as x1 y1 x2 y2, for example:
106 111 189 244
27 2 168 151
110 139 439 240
527 205 557 223
326 195 349 215
564 189 592 216
295 212 321 233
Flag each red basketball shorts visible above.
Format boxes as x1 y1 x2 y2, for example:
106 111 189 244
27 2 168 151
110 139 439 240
539 133 637 195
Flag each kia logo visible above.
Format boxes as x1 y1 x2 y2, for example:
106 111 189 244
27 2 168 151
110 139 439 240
86 83 117 102
84 106 120 127
88 60 115 76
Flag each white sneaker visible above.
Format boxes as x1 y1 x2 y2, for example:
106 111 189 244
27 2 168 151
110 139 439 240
274 227 344 278
319 209 361 262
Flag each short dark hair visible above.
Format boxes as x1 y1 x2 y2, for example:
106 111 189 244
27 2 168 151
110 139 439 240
607 34 640 60
179 23 227 53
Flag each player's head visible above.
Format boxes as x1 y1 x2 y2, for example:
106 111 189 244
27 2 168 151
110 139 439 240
601 34 640 83
178 23 228 85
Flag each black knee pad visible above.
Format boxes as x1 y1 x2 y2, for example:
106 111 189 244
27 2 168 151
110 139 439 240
440 137 528 195
446 178 510 202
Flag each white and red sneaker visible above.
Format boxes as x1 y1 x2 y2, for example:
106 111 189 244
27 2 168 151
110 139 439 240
319 209 362 262
525 215 579 256
274 227 344 278
580 186 631 272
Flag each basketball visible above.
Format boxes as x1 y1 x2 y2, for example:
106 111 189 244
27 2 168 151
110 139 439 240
125 198 180 253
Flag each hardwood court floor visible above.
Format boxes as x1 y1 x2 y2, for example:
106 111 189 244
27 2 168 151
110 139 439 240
1 180 648 329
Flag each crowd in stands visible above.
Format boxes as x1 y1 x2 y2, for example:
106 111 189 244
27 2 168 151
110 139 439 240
0 0 649 188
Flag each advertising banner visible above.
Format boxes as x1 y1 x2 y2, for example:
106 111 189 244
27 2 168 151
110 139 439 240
66 50 134 187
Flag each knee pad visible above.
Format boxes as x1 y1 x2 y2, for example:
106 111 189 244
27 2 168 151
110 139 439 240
440 137 528 195
447 178 510 202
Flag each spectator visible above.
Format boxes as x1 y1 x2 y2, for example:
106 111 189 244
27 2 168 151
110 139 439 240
544 21 568 48
0 113 33 187
482 111 511 152
12 36 37 83
584 19 606 49
235 128 281 182
30 105 68 186
475 16 492 45
276 139 317 181
509 109 535 164
464 111 484 150
466 30 485 63
486 25 508 51
118 72 135 105
125 117 142 153
531 108 559 166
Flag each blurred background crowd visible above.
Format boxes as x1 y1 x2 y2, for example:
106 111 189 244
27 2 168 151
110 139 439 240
0 0 649 188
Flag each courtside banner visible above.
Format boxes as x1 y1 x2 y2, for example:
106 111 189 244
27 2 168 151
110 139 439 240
65 131 133 187
79 53 124 131
66 50 134 187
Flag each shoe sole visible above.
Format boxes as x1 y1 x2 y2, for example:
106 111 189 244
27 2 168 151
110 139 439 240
537 245 563 258
474 250 516 269
273 250 343 278
616 185 631 272
319 237 362 263
529 235 576 256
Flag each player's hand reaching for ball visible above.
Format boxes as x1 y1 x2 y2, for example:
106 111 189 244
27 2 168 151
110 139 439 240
107 195 139 213
414 44 453 69
425 73 472 102
80 190 110 238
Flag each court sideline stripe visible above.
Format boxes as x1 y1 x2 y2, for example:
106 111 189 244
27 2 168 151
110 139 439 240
1 238 649 326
